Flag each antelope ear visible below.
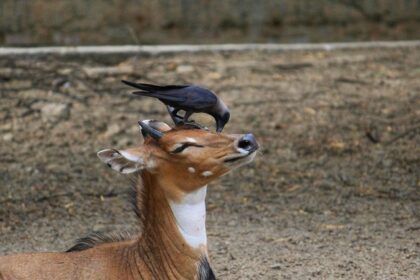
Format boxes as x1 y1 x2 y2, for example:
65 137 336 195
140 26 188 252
97 148 146 174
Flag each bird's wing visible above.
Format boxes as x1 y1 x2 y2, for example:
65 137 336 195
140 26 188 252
122 80 189 91
123 80 218 110
132 91 188 103
180 87 218 110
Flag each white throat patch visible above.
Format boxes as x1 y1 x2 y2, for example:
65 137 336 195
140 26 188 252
169 186 207 249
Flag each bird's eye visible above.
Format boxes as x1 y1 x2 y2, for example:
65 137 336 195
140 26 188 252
171 142 204 154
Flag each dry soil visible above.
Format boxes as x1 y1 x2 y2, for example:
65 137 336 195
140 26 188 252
0 47 419 279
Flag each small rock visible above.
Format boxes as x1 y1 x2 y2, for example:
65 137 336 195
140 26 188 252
3 133 13 141
329 140 346 150
270 264 281 270
0 122 12 131
321 224 345 230
176 65 194 74
58 68 73 75
227 220 237 226
208 72 222 80
93 224 106 232
303 107 316 115
40 103 70 122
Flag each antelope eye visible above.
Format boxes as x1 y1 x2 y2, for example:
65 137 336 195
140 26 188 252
171 142 204 154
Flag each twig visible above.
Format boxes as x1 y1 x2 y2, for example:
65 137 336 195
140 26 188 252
335 77 369 85
365 130 380 144
385 124 420 145
274 63 313 71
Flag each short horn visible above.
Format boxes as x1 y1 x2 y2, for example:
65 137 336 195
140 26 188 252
138 120 164 141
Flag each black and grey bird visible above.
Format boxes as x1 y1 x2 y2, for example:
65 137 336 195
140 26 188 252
122 80 230 132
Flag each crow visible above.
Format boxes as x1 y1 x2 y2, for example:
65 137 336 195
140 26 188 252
122 80 230 132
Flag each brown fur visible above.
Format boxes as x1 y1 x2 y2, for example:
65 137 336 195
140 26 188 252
0 123 254 280
0 172 203 280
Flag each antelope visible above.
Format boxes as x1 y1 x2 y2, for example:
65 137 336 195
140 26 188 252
0 119 259 280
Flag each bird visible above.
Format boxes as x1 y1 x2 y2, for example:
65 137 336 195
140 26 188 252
122 80 230 132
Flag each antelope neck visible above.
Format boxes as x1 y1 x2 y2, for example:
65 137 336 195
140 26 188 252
169 186 208 250
129 173 205 279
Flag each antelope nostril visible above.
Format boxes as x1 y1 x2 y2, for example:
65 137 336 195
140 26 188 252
237 133 258 152
238 139 252 150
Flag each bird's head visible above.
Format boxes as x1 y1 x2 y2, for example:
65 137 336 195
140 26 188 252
216 111 230 133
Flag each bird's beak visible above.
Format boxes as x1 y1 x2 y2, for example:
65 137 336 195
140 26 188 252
216 120 224 133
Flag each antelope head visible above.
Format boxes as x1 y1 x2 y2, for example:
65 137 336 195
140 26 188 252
97 120 258 201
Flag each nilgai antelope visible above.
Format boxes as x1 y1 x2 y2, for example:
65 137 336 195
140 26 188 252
0 119 259 280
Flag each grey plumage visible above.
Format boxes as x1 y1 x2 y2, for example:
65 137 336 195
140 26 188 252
122 80 230 132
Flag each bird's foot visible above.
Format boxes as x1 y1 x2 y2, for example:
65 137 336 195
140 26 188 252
181 120 208 130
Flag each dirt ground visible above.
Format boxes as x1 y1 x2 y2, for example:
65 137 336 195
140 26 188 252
0 47 419 279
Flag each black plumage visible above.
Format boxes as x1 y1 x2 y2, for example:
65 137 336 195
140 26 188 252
122 80 230 132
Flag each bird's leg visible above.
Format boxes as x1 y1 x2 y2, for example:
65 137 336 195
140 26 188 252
166 106 183 125
182 111 202 128
183 111 193 122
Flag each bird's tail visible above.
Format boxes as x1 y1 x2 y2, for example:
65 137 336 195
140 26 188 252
121 80 189 92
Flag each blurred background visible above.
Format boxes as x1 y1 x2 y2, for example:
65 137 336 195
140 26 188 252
1 0 419 46
1 1 420 279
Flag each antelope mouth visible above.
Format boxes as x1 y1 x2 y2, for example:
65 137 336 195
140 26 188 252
224 156 244 163
223 150 257 165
